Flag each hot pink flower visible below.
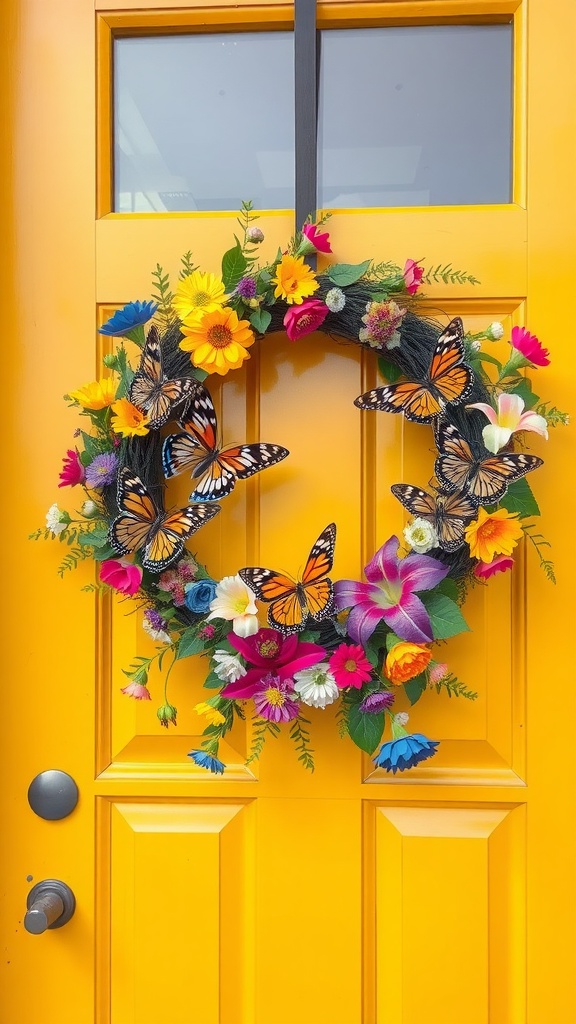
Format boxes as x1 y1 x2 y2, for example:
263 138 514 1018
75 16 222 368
510 326 550 367
403 259 424 296
474 554 514 580
100 558 143 596
58 449 85 488
253 673 300 723
329 644 373 689
220 627 325 698
284 299 329 341
121 681 151 700
302 222 332 254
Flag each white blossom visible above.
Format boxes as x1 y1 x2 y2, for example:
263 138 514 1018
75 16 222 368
212 650 247 684
293 664 340 709
403 517 438 554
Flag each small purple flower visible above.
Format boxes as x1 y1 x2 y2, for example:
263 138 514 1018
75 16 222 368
85 452 119 489
253 673 300 723
237 276 257 299
359 690 395 714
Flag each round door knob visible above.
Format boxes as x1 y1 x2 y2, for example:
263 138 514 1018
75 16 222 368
27 770 78 820
24 880 75 934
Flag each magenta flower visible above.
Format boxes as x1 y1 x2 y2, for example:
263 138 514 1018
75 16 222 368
58 449 85 488
100 558 143 596
402 259 424 295
329 644 373 689
253 673 300 722
220 627 325 699
302 222 332 254
334 535 449 646
510 326 550 367
474 554 514 580
284 299 329 341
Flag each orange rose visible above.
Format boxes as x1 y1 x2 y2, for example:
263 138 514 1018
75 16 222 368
385 642 432 685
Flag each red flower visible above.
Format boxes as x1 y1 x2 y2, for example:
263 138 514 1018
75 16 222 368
221 628 325 699
302 223 332 254
402 259 424 296
510 326 550 367
58 449 85 488
283 299 329 341
474 554 514 580
100 558 143 596
329 643 373 689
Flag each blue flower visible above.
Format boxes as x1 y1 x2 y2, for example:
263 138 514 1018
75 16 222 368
98 300 158 337
188 749 226 774
373 733 439 774
184 579 217 614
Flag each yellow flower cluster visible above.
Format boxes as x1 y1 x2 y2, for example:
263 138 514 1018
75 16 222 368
175 270 255 377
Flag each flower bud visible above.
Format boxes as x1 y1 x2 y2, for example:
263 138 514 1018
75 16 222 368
81 499 99 518
487 321 504 340
157 702 178 728
246 226 264 243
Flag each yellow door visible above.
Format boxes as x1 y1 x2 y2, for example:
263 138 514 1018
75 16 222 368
2 2 575 1023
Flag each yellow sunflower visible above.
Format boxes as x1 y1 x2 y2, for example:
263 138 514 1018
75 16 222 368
179 307 255 376
110 398 150 437
68 377 116 410
173 270 227 325
272 254 319 305
464 507 524 563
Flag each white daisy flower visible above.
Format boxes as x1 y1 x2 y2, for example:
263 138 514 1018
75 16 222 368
213 650 247 683
403 517 438 554
293 664 340 709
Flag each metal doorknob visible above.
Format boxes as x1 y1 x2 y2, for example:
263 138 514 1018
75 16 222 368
24 879 76 934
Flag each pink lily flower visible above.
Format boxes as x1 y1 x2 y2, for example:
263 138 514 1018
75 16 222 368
334 536 449 646
220 628 326 699
468 393 548 454
301 222 332 254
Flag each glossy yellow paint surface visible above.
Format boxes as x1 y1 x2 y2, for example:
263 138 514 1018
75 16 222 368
2 2 576 1022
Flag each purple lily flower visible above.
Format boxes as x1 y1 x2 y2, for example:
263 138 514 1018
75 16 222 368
334 535 449 646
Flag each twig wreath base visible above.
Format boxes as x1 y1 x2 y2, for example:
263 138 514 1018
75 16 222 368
34 205 564 774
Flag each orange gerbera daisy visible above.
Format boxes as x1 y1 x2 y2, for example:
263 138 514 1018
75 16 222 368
273 254 319 305
110 398 150 437
179 307 255 376
464 507 524 563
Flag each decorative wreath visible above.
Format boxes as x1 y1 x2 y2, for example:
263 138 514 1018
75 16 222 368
33 203 566 775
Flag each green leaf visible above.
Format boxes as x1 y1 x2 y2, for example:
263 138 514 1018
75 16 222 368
91 544 118 561
420 592 469 639
511 377 540 410
499 477 540 517
250 308 272 334
327 260 371 287
80 431 107 462
203 671 223 690
377 356 403 384
347 703 384 754
437 578 460 602
176 629 204 660
476 351 503 370
385 632 402 652
404 673 427 705
78 529 108 548
221 244 247 291
192 367 209 383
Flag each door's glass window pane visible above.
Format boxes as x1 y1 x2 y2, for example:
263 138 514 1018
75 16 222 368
318 25 513 208
114 33 294 212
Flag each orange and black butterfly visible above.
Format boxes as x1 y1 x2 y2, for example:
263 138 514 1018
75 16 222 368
435 422 543 506
109 467 221 572
239 523 336 635
162 383 289 502
354 317 473 422
129 325 197 429
391 483 477 552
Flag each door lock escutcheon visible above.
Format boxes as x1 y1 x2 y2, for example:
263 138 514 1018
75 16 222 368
24 880 76 934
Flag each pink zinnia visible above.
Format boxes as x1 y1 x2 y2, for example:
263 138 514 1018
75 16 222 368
302 222 332 254
284 299 329 341
253 673 300 723
402 259 424 296
329 644 373 689
121 681 151 700
474 554 514 580
510 326 550 367
58 449 85 488
100 558 143 596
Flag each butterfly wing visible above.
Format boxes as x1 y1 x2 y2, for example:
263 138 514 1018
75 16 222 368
109 469 158 557
391 482 475 552
129 325 196 429
301 522 336 621
142 502 221 573
238 567 301 634
354 380 444 421
435 422 544 505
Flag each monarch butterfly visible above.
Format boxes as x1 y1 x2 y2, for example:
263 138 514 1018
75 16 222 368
129 325 197 429
391 483 477 552
162 383 289 502
434 422 543 506
109 467 221 573
239 523 337 635
354 317 472 423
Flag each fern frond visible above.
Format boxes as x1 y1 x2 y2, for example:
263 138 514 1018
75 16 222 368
423 263 480 286
151 263 176 329
523 522 556 583
245 718 280 767
289 715 315 772
434 674 478 701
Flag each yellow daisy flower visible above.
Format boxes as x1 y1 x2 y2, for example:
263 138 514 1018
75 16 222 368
110 398 150 437
179 307 255 376
69 378 116 410
464 507 524 563
272 254 319 305
173 270 227 326
194 702 226 726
